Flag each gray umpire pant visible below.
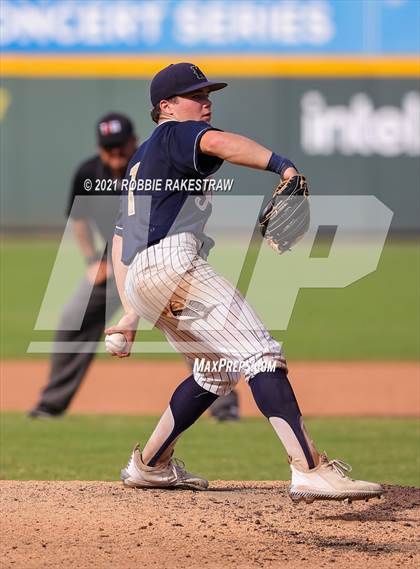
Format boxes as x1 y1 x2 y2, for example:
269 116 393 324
34 276 120 414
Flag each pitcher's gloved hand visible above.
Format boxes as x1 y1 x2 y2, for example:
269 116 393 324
259 174 310 255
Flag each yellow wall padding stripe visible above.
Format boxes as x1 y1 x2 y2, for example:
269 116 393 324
1 54 419 78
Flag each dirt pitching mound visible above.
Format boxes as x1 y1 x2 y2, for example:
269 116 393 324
1 481 419 568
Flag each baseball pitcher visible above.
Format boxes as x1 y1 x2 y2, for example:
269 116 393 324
106 63 383 504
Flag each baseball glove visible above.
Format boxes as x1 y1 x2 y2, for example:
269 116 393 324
259 174 310 254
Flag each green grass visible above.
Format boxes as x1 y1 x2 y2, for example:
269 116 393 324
0 237 419 359
1 413 418 486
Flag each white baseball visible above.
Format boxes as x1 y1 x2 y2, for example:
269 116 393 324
105 333 127 354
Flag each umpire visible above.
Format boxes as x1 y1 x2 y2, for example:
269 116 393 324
28 113 138 417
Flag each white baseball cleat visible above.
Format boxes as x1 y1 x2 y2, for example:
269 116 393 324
120 444 208 490
289 453 384 504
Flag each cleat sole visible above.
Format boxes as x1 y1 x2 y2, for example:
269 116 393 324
289 489 383 504
121 469 208 491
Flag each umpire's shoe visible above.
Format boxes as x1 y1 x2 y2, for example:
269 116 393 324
289 453 384 504
209 390 240 422
120 444 208 490
27 406 62 419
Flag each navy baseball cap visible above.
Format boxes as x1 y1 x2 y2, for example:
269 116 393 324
96 112 134 148
150 63 227 106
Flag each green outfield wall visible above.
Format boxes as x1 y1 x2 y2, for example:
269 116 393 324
0 77 419 231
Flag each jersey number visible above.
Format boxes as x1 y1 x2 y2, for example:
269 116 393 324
128 161 140 216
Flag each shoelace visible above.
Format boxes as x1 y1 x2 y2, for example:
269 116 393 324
171 457 188 479
327 458 353 478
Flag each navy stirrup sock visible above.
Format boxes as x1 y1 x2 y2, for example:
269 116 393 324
148 375 218 466
249 369 315 469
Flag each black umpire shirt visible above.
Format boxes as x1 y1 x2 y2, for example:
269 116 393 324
67 155 122 244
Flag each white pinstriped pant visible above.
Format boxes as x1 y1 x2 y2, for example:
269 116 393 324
125 233 286 396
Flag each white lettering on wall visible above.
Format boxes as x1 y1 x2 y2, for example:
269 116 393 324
174 0 334 46
0 1 166 46
0 0 334 48
301 91 420 156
